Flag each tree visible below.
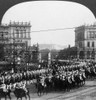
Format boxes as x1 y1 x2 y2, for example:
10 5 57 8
58 46 77 60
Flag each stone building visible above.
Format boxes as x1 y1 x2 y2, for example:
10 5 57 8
0 21 31 63
8 21 31 46
75 23 96 60
0 24 9 60
0 24 9 44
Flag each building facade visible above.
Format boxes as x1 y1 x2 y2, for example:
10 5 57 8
8 21 31 46
0 25 9 60
75 23 96 60
0 22 40 71
0 21 31 63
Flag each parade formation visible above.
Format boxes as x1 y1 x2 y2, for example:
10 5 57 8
0 60 96 99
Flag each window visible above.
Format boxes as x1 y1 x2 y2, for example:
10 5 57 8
90 31 95 38
23 30 26 38
93 32 95 38
16 29 19 38
91 32 94 38
87 32 89 39
21 30 23 38
87 42 90 47
92 42 94 47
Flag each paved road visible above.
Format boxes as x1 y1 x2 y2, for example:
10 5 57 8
1 80 96 100
30 86 96 100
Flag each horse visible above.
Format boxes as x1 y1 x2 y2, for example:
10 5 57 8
44 76 54 92
90 67 96 79
74 74 81 87
12 87 30 100
81 73 86 85
35 78 47 96
66 76 72 91
74 73 84 87
79 74 84 86
0 88 11 100
85 67 91 79
71 74 76 89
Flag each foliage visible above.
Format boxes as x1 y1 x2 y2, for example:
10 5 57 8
58 46 77 59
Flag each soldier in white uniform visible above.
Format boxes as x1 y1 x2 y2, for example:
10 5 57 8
20 82 28 92
0 83 8 92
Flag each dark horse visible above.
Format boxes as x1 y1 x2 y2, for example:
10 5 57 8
13 88 30 100
35 79 47 96
0 88 11 100
44 77 54 92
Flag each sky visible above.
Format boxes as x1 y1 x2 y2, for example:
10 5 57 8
1 1 96 47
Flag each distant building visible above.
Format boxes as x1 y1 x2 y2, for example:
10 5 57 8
75 23 96 60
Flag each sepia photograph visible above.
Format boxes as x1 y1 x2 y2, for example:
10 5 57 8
0 0 96 100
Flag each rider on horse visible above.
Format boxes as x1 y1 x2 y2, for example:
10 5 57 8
0 83 8 92
15 82 28 93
